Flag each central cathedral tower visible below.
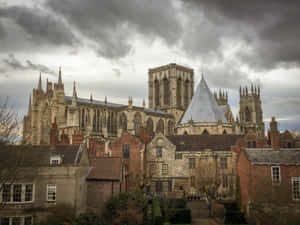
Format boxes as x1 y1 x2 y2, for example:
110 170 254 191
148 63 194 123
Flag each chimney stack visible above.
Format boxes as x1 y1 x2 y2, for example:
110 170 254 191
269 117 280 150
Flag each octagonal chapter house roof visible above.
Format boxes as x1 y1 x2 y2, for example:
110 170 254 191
180 75 227 124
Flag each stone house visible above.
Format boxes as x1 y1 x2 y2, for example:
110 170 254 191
146 133 243 199
86 157 123 213
0 144 90 225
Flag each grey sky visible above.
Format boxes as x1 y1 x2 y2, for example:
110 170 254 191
0 0 300 131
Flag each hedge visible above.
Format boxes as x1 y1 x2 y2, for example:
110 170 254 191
169 208 191 224
153 198 163 225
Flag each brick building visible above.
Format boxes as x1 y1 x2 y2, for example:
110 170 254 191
86 157 124 213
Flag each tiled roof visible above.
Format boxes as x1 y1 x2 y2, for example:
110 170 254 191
180 76 227 124
65 96 172 117
0 145 80 166
87 157 122 181
167 135 243 151
244 148 300 165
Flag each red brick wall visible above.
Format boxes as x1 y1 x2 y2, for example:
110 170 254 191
109 132 145 190
87 180 121 213
238 152 300 215
89 139 106 157
237 151 251 213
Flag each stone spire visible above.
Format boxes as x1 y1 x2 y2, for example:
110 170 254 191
72 81 77 106
90 93 93 103
38 72 42 91
142 99 146 109
56 66 64 89
28 94 32 115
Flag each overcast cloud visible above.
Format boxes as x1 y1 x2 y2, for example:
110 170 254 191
0 0 299 131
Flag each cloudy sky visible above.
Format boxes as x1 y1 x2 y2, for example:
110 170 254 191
1 0 300 131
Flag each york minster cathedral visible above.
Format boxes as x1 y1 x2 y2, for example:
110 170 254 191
23 63 264 145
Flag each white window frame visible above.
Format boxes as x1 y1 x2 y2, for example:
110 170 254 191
47 184 56 202
0 184 34 204
271 166 281 184
50 155 61 165
0 216 33 225
162 164 168 175
292 177 300 201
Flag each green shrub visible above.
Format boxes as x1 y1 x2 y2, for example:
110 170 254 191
153 198 163 225
169 208 191 224
76 212 102 225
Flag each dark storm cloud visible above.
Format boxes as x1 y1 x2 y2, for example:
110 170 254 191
2 54 56 76
201 62 252 90
182 0 300 70
46 0 182 59
0 5 78 47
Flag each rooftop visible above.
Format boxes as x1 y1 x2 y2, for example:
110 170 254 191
167 134 243 152
180 76 227 124
244 148 300 165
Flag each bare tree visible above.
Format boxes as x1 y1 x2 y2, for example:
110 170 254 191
0 98 27 209
0 97 19 145
249 175 300 225
196 158 221 204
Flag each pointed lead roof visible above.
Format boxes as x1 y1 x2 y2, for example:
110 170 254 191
180 75 227 124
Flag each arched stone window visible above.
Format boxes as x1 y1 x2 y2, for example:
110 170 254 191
163 78 169 105
92 110 96 131
245 107 251 122
156 119 164 134
119 113 127 132
223 129 227 135
81 108 85 127
167 120 174 135
155 79 159 107
202 129 209 135
146 117 154 137
184 80 189 108
134 112 142 136
177 78 182 107
65 106 68 120
96 110 100 132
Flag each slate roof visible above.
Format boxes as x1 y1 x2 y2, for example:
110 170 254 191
65 96 172 118
180 76 227 124
244 148 300 165
87 157 122 181
167 135 243 152
0 145 81 166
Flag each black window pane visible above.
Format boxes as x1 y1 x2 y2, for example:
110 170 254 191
12 217 21 225
13 184 22 202
25 184 33 202
24 217 33 225
1 217 9 225
2 184 11 202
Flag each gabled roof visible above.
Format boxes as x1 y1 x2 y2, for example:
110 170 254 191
87 157 122 181
167 135 243 151
0 144 82 166
243 148 300 165
180 76 227 124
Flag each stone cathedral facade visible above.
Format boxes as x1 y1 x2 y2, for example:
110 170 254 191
23 63 265 145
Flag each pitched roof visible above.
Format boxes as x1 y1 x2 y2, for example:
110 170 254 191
243 148 300 165
65 96 171 117
87 157 122 181
167 135 243 151
0 144 81 166
180 76 227 124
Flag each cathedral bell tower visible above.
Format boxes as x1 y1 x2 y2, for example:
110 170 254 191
239 84 264 136
148 63 194 123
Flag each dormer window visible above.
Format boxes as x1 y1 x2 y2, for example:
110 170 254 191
50 155 62 165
